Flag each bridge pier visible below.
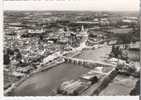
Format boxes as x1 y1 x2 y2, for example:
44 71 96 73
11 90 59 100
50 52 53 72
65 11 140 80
63 56 113 68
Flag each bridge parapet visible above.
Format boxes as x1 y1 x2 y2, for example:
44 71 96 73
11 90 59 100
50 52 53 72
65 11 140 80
62 56 115 69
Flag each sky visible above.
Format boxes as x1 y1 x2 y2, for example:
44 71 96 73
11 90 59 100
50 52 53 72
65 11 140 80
4 0 140 11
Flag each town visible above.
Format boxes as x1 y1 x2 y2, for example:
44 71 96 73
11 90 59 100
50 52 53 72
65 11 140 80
4 11 140 96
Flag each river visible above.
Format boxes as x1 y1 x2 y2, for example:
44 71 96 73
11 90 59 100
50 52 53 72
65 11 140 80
11 63 89 96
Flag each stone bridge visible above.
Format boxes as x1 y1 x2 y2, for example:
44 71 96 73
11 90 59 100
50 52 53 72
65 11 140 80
62 56 114 68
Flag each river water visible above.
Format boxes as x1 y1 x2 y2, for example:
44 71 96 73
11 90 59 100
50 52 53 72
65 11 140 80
75 45 111 61
11 63 89 96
